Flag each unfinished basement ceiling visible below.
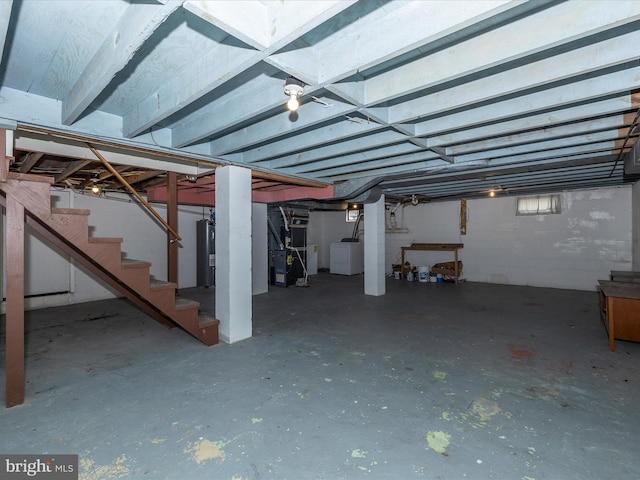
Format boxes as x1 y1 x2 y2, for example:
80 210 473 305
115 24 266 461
1 0 640 203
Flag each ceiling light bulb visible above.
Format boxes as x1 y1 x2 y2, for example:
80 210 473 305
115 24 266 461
489 190 495 197
284 76 304 111
287 94 299 112
91 184 101 195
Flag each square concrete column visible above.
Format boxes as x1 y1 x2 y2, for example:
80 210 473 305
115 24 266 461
364 194 385 296
215 165 252 343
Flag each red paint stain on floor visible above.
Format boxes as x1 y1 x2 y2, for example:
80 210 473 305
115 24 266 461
508 344 536 360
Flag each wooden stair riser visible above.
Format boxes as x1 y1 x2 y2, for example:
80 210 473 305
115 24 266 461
84 240 123 268
115 264 154 293
194 323 219 346
146 289 178 312
46 214 91 244
173 303 201 329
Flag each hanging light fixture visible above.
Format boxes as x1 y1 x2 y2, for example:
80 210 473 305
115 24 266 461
284 76 304 112
488 185 503 198
91 174 101 195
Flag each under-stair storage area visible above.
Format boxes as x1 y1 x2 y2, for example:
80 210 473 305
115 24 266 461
0 173 219 407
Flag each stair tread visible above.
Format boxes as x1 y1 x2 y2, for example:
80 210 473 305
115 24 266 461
150 279 177 290
175 297 200 310
121 258 151 268
198 314 220 327
89 237 123 244
52 207 90 216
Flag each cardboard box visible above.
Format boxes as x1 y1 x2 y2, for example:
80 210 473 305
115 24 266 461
431 261 463 277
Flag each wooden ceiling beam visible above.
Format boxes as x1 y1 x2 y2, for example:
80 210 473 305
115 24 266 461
54 159 94 184
18 152 44 173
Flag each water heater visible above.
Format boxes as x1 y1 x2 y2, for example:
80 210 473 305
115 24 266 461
196 220 215 287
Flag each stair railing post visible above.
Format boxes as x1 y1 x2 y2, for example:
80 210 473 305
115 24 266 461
5 193 25 407
167 171 178 286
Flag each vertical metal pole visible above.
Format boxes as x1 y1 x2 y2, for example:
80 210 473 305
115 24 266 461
167 172 178 285
5 194 25 407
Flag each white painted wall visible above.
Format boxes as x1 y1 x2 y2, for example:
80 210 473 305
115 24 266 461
1 184 633 313
309 186 632 291
633 180 640 271
390 186 632 291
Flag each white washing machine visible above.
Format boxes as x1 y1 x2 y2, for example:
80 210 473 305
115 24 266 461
330 240 363 275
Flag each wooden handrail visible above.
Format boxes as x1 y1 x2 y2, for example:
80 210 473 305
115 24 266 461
87 143 182 241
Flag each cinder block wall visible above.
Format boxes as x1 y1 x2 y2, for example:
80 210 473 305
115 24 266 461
310 186 632 291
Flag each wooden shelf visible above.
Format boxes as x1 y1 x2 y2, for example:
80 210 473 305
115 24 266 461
400 243 464 285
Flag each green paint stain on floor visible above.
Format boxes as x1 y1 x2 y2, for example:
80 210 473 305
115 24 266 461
426 431 451 454
351 449 367 458
433 371 447 380
470 397 500 422
251 418 263 424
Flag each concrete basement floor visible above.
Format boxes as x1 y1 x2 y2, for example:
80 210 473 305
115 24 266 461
1 273 639 480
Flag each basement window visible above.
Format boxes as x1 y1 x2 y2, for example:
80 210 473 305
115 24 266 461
516 194 561 216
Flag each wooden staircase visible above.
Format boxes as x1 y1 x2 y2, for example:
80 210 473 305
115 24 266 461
0 173 219 346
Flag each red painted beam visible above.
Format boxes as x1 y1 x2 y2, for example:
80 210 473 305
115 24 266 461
147 183 334 205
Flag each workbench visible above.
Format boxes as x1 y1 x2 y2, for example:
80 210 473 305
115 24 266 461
598 280 640 351
401 243 464 285
610 270 640 283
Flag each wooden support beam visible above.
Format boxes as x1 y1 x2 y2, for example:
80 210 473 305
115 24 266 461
5 193 25 407
18 152 44 173
167 171 178 285
54 159 93 184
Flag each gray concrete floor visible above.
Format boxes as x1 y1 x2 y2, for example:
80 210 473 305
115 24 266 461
1 274 639 480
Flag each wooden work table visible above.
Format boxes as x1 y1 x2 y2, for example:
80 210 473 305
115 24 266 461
401 243 464 284
610 270 640 283
598 279 640 351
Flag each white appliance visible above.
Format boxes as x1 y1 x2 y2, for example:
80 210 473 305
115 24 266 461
330 241 363 275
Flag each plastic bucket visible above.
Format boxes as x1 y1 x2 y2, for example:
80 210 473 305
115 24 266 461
430 274 438 283
437 273 443 283
394 271 401 280
418 266 429 282
406 271 414 281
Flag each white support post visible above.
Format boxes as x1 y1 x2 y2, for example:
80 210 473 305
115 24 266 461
364 194 385 296
215 165 252 343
